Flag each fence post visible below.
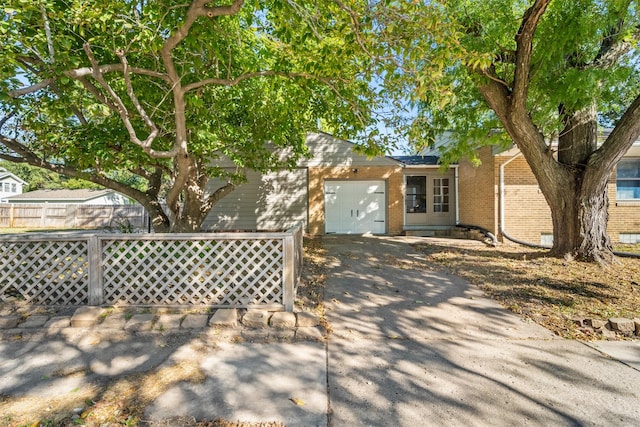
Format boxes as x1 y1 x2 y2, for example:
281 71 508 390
87 235 103 305
40 204 46 228
282 233 295 312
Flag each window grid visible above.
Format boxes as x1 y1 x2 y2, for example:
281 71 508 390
433 178 449 213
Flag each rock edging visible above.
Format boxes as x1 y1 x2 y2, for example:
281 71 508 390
572 316 640 340
0 306 325 343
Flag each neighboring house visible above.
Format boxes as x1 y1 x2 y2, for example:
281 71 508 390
0 169 27 201
456 132 640 245
204 132 458 235
2 188 133 205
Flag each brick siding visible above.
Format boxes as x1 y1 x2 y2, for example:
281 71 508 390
459 146 640 244
458 147 498 234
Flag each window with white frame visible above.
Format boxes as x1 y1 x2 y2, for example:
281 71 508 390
433 178 450 213
3 183 9 192
617 158 640 200
10 183 16 193
540 233 554 246
619 234 640 244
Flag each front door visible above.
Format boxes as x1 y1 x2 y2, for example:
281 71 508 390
405 175 455 226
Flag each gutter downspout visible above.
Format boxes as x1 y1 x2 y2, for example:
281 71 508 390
454 165 460 225
499 152 522 237
499 152 550 248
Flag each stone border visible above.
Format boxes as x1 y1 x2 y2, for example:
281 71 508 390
0 306 324 343
573 316 640 339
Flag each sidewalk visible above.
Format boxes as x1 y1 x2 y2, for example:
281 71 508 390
1 236 639 426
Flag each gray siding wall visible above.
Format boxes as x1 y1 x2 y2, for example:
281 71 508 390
202 169 308 231
302 132 400 167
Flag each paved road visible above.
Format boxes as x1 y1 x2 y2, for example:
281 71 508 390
1 235 639 426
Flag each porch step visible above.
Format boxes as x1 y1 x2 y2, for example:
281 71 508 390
404 230 437 237
404 226 489 241
404 228 453 237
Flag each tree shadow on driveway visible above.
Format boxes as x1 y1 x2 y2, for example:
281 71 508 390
323 235 640 426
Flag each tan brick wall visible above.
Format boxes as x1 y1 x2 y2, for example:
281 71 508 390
308 166 404 235
458 147 498 234
501 156 553 243
499 156 640 244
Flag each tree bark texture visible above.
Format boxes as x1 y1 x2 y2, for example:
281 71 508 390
545 164 613 263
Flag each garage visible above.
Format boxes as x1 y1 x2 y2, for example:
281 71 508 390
324 180 386 234
203 169 308 231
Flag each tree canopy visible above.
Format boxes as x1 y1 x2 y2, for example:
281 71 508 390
1 0 383 231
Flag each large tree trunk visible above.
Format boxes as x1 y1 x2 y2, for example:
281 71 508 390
170 192 208 233
479 80 617 262
145 201 171 233
545 106 614 263
166 162 237 233
546 168 613 263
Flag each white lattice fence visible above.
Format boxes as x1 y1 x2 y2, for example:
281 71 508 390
0 225 302 310
0 238 89 304
101 237 284 306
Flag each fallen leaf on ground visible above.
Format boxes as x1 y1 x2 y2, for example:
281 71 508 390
289 397 305 406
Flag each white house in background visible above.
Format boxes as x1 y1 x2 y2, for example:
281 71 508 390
1 188 132 204
0 169 27 201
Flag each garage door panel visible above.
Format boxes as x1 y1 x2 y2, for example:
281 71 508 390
325 180 386 234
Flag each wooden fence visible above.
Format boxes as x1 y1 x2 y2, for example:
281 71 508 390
0 224 303 311
0 204 148 230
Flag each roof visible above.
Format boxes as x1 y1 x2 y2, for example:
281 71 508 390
302 132 401 167
0 171 28 185
390 155 441 166
4 188 116 202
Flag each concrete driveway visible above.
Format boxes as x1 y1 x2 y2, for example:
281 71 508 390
324 235 640 426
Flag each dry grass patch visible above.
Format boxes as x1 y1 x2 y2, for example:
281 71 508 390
296 236 331 333
414 240 640 340
0 361 205 427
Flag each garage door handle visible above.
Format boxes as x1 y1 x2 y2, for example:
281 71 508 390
357 210 359 216
351 209 353 217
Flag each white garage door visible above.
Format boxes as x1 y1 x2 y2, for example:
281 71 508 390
324 180 386 234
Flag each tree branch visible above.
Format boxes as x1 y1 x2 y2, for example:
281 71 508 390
594 90 640 170
161 0 244 78
116 49 160 150
591 22 636 69
161 0 245 214
40 3 55 63
83 43 177 159
0 133 161 211
203 181 236 213
512 0 550 112
8 64 171 98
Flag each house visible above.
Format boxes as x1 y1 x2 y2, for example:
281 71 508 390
0 169 27 201
2 188 133 205
203 132 458 235
203 131 640 245
457 136 640 245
